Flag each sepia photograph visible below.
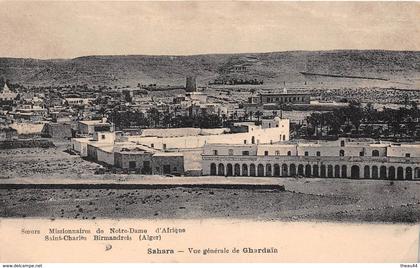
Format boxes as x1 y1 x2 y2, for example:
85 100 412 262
0 0 419 264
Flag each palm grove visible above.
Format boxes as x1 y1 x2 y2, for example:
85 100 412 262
106 101 419 141
301 101 420 140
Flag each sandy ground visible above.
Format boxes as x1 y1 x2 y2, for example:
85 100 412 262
1 146 420 222
1 178 420 222
0 146 101 179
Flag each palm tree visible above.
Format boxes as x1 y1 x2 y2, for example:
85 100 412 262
147 108 161 127
346 101 363 134
308 113 323 137
221 113 227 124
162 110 172 127
306 114 319 137
255 110 263 124
243 111 249 121
233 111 238 121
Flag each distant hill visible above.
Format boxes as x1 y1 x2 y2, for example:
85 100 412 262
0 50 419 88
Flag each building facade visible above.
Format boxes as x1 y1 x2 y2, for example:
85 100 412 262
65 98 93 107
41 122 72 139
202 139 420 180
71 118 289 174
126 117 289 150
78 119 114 135
247 91 311 105
73 130 185 175
114 149 184 175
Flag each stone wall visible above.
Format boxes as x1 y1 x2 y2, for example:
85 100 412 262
0 139 55 149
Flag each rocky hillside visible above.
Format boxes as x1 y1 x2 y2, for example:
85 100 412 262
0 50 419 88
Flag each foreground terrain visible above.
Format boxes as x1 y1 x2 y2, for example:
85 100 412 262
1 146 420 223
1 178 420 223
0 146 100 179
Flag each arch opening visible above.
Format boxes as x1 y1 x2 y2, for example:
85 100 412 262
351 165 360 179
388 166 395 180
257 164 265 177
227 164 233 176
341 165 347 178
334 165 340 178
305 164 312 177
282 164 288 177
250 164 256 176
218 163 225 176
234 164 241 176
274 164 280 177
266 164 272 177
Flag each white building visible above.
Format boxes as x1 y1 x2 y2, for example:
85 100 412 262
65 98 93 107
77 119 114 135
71 117 290 174
126 117 289 150
202 139 420 180
0 83 17 102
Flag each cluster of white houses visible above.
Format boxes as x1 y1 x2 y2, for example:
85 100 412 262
70 116 420 180
202 139 420 180
71 117 290 175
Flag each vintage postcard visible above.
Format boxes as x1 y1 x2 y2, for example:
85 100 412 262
0 1 419 264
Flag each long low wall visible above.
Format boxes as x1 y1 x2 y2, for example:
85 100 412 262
0 139 55 150
0 183 285 191
202 155 420 180
128 126 289 150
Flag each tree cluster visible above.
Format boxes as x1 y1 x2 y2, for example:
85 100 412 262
302 101 420 140
109 108 223 130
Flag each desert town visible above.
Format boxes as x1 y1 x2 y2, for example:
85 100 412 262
2 1 420 265
1 74 419 180
1 50 420 222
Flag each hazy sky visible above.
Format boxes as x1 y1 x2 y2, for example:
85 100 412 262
0 1 419 59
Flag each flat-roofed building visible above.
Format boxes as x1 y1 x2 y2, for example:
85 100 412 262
249 92 310 105
151 152 184 175
41 122 72 139
113 148 184 175
77 119 114 135
202 138 420 180
127 117 289 150
65 98 93 107
71 117 289 174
